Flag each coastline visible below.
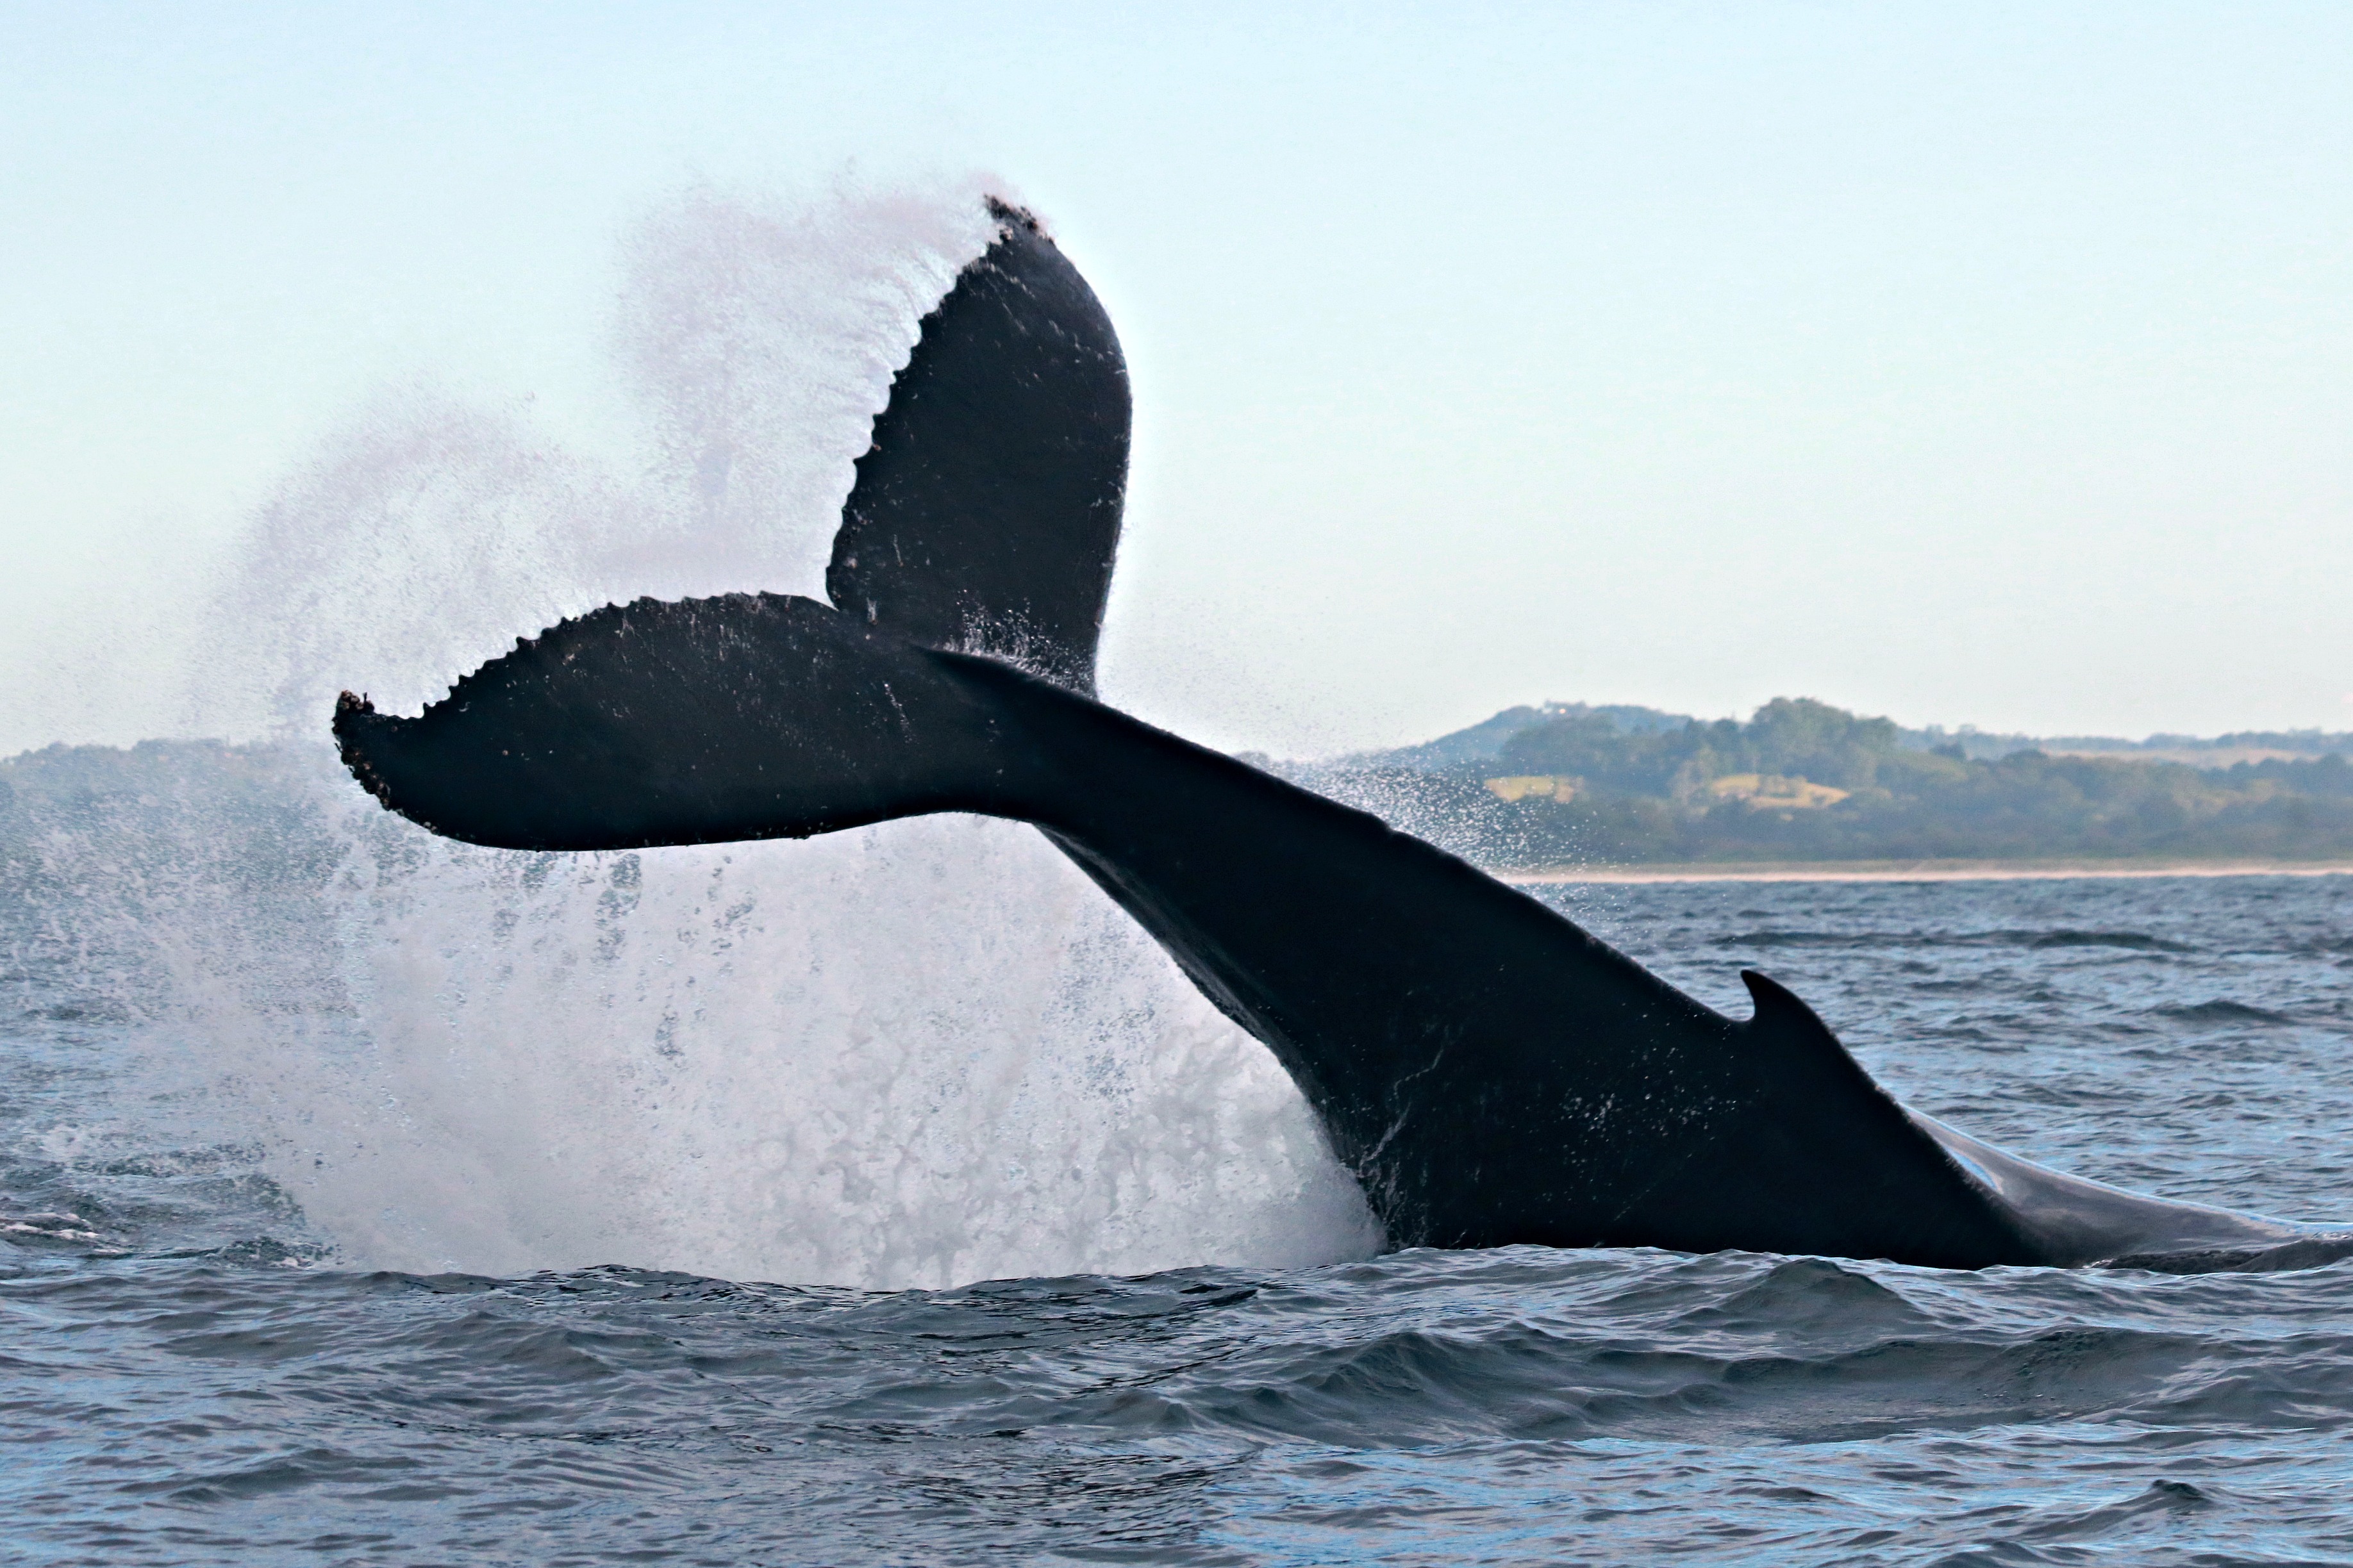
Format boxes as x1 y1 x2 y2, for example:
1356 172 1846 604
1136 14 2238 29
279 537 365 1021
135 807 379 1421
1498 859 2353 886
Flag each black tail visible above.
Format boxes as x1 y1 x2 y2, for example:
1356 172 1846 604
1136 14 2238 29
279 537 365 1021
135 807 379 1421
336 197 1129 851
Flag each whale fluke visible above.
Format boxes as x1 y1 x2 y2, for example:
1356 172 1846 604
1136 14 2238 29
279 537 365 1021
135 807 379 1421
338 200 1128 848
335 595 1031 852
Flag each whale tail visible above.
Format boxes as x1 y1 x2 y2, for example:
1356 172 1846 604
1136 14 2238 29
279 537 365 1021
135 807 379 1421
336 197 1129 852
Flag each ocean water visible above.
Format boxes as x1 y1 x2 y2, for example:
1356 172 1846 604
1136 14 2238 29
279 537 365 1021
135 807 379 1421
7 857 2352 1566
10 183 2352 1564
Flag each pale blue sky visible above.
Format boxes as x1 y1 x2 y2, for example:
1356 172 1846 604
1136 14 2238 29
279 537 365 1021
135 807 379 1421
4 2 2348 755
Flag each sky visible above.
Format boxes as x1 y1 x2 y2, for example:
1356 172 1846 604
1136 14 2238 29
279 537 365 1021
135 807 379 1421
3 1 2349 757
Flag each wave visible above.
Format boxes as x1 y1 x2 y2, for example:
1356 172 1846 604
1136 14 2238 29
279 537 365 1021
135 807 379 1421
2154 1000 2296 1026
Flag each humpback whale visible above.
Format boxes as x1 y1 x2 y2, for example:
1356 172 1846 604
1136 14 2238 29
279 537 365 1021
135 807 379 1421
335 200 2332 1271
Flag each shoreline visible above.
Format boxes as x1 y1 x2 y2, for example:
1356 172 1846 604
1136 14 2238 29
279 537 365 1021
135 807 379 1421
1497 859 2353 886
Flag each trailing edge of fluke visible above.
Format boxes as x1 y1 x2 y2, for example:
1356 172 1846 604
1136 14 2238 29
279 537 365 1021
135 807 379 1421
336 197 2341 1272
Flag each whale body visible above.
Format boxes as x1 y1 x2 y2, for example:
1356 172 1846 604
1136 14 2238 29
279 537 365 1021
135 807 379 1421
335 200 2332 1271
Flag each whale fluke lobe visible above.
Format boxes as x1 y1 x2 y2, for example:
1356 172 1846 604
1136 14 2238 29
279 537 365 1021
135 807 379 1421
334 594 1032 853
827 199 1130 693
332 195 2333 1271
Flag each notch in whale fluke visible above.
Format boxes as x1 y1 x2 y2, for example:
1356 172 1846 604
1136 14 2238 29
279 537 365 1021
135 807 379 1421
826 197 1131 694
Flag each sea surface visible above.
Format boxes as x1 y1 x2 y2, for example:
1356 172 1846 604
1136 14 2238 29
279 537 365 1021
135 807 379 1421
8 867 2353 1565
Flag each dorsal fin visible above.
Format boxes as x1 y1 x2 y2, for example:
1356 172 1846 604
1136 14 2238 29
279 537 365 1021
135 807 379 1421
1737 967 1896 1104
825 199 1131 693
1740 968 1837 1039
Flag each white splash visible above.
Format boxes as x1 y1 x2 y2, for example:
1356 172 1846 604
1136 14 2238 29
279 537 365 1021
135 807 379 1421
95 178 1379 1288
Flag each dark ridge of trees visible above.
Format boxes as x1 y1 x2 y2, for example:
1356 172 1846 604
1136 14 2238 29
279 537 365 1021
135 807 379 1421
1498 697 1913 798
2222 752 2353 797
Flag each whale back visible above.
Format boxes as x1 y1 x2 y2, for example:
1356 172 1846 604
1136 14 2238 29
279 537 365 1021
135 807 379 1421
826 199 1131 694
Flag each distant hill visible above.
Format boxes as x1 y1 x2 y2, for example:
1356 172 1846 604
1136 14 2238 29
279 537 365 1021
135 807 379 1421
1281 699 2353 868
1372 704 2353 772
1352 701 1696 770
